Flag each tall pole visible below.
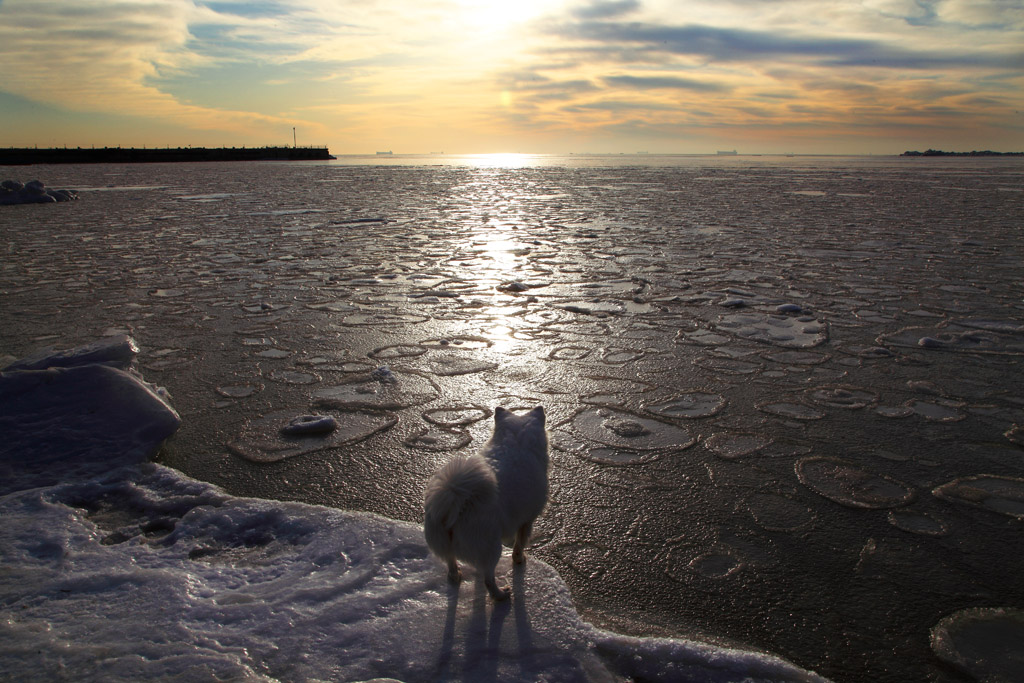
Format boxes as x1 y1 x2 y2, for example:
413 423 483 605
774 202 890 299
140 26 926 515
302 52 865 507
293 127 296 148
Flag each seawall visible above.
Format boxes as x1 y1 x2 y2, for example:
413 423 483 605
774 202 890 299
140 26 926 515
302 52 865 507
1 146 335 165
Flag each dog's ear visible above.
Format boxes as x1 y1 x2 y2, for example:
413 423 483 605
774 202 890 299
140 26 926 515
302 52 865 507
494 406 508 423
530 406 545 424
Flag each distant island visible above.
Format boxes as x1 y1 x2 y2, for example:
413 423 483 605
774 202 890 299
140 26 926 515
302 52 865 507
901 149 1023 157
0 146 335 165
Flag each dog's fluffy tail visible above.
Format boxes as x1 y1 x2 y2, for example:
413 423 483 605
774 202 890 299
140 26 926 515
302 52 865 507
423 454 497 559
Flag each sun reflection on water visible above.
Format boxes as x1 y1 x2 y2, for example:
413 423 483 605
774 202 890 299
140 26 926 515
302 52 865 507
462 153 545 168
444 164 556 364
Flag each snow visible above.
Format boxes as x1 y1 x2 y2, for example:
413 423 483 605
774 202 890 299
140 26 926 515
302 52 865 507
0 179 78 205
0 337 828 682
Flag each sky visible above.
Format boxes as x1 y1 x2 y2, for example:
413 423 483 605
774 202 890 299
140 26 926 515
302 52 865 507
0 0 1022 155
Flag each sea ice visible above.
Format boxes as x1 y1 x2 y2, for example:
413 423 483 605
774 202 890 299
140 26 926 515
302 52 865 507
266 368 321 385
689 551 743 578
704 433 773 459
745 492 816 532
0 179 78 204
314 370 438 410
932 475 1024 519
8 159 1017 681
715 312 828 349
0 337 179 495
805 386 878 409
215 383 263 398
4 334 139 371
0 339 828 683
757 401 826 420
796 457 914 509
228 409 396 463
548 344 592 360
414 353 498 376
887 509 948 536
569 407 696 451
369 344 428 359
600 347 645 364
279 414 339 436
1006 424 1024 446
908 399 965 422
422 405 491 427
931 608 1024 683
879 322 1024 355
402 426 471 451
643 392 727 419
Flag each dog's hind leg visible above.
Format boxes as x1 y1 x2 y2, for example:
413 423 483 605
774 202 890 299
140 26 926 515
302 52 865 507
484 569 511 601
446 557 462 584
512 521 533 565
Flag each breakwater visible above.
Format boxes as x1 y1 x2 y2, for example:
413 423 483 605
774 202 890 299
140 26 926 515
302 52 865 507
0 146 335 165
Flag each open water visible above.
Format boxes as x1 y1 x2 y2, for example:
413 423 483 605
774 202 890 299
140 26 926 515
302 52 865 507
2 154 1023 682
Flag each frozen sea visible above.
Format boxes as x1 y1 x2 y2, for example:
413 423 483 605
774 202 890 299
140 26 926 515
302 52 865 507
2 154 1023 682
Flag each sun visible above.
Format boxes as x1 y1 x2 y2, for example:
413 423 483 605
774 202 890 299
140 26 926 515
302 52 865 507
453 0 556 34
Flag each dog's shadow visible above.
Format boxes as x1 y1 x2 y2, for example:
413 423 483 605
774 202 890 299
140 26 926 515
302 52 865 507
435 562 534 682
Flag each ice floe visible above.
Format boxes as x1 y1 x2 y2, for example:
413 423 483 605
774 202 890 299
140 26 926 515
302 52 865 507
887 509 948 536
932 475 1024 519
0 179 78 205
879 321 1024 355
715 312 828 348
569 407 696 451
228 409 396 463
796 457 914 509
745 492 816 532
643 392 727 419
313 370 438 410
0 336 178 495
931 608 1024 683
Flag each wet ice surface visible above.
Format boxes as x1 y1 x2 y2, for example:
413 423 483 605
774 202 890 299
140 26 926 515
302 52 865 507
0 340 823 683
2 157 1023 682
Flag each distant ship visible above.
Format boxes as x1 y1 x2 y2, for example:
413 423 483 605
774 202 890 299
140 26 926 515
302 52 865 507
376 150 393 155
716 150 737 156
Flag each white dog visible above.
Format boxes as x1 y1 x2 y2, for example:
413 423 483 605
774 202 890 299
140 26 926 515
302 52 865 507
423 406 548 600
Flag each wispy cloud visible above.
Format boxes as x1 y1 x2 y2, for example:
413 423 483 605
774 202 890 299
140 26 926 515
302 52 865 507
602 74 731 93
571 0 641 20
551 19 1020 69
0 0 328 141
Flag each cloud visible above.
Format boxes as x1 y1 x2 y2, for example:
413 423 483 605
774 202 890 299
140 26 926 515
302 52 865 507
0 0 326 138
550 19 1022 70
563 99 680 112
602 74 731 92
571 0 641 20
939 0 1024 29
0 0 1021 152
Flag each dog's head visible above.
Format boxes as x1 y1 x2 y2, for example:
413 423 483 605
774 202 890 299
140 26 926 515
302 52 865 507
493 406 547 450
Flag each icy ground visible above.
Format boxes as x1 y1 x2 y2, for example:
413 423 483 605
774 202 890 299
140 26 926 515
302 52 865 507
1 155 1023 681
0 337 827 682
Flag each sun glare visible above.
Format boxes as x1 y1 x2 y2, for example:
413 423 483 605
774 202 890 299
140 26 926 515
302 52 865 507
454 0 554 33
466 153 541 167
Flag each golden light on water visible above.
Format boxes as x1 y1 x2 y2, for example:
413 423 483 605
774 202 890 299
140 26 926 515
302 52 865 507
450 170 542 353
464 153 541 168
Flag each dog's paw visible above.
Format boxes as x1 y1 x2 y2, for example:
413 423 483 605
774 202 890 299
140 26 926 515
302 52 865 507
485 577 511 601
